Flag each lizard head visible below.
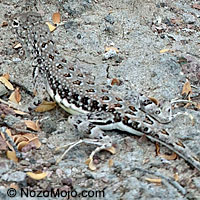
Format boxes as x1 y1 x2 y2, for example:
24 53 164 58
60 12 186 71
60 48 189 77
11 12 42 40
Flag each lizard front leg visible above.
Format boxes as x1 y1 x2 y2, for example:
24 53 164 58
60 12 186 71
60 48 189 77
56 112 115 170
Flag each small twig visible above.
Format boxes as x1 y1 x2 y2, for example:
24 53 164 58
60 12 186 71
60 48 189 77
132 167 186 195
1 127 22 158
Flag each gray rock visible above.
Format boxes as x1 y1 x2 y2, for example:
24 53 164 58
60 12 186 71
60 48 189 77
182 13 196 24
0 83 8 97
2 171 26 182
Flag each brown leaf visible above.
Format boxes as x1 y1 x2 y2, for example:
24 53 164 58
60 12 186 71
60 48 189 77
111 78 121 86
159 152 177 160
35 100 56 112
17 141 29 151
52 12 61 24
105 146 116 154
24 120 40 131
148 97 160 105
6 150 18 162
182 80 192 96
85 157 96 171
27 172 47 180
9 88 21 104
108 159 114 167
174 173 179 181
145 178 162 184
3 73 10 80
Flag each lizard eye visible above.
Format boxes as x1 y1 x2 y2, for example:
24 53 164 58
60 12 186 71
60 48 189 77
155 110 160 115
12 19 19 27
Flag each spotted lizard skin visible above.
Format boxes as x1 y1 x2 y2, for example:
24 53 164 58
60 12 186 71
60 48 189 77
12 12 200 171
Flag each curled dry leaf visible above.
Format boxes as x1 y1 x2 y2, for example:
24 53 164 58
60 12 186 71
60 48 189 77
105 146 116 154
145 177 162 184
85 157 96 171
24 120 40 131
159 152 177 160
29 137 41 149
26 172 47 180
35 100 56 112
148 96 159 105
52 12 61 24
17 141 29 151
46 22 56 32
0 76 14 90
182 80 192 96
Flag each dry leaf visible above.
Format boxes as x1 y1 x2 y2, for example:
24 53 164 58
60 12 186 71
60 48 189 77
160 49 170 53
108 159 114 167
17 141 29 151
29 137 41 149
105 46 119 53
13 109 28 115
3 73 10 80
174 173 179 181
9 88 21 104
111 78 121 86
159 152 177 160
6 150 18 162
105 146 116 154
85 157 96 171
24 120 40 131
46 22 56 32
145 178 162 184
26 172 47 180
182 80 192 96
35 100 56 112
155 142 160 155
52 12 61 24
148 96 159 105
0 76 14 90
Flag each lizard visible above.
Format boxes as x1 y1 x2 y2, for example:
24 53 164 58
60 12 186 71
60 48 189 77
10 11 200 171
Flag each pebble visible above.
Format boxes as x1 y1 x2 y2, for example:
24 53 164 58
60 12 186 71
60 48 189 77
0 83 8 97
183 13 196 24
0 160 11 175
12 57 21 62
2 171 26 182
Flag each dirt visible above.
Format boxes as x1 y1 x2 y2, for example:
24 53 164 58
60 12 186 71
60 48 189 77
0 0 200 199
